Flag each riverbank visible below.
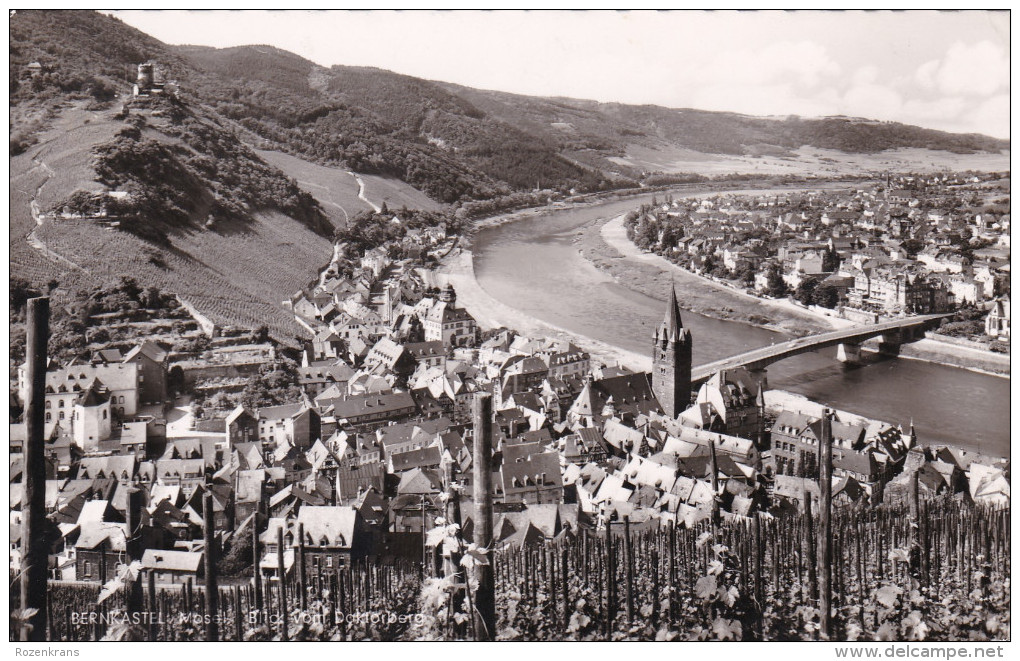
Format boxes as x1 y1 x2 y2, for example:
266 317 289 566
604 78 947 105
460 181 861 245
895 337 1010 377
591 214 841 336
436 247 652 372
595 214 1009 378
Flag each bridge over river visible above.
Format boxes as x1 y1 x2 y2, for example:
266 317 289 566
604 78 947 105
691 314 952 386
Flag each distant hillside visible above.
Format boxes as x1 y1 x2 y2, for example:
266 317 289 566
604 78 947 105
442 84 1010 177
175 46 612 198
12 11 1007 200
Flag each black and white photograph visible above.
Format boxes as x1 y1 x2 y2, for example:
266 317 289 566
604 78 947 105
7 7 1012 650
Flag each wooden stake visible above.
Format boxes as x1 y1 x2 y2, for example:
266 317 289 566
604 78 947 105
818 410 833 639
233 586 242 641
668 521 677 625
804 492 817 603
560 546 570 631
297 522 307 611
203 492 219 641
709 439 720 526
471 393 495 640
20 297 49 642
276 526 288 640
623 515 634 625
252 509 263 621
147 570 157 641
125 486 144 616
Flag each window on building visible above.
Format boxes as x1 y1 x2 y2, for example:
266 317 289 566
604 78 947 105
326 556 333 568
59 412 65 420
83 561 92 577
102 410 107 420
46 401 52 409
45 413 51 423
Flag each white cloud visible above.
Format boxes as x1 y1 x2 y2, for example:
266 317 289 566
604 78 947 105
914 59 939 89
852 66 879 87
901 97 967 124
838 84 903 120
928 40 1009 96
687 41 840 89
970 94 1010 139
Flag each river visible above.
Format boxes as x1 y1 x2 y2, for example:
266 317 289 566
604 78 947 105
472 194 1010 457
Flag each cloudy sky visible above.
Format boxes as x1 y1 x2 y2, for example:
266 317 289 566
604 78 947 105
110 9 1010 139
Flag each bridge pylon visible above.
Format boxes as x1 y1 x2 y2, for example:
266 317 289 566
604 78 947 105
879 330 902 356
835 342 862 365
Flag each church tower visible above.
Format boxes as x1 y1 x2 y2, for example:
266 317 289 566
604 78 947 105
652 284 692 418
439 283 457 306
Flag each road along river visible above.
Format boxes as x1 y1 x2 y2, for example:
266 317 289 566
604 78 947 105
469 193 1010 456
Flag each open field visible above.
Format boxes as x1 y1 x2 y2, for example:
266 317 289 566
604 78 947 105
256 149 372 226
359 173 444 212
617 143 1011 177
257 149 443 224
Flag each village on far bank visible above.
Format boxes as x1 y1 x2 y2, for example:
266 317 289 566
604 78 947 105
623 172 1010 349
8 171 1010 588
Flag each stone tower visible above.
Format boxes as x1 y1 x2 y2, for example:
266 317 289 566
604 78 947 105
652 284 692 418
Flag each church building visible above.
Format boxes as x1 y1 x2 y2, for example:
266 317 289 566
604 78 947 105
651 285 693 418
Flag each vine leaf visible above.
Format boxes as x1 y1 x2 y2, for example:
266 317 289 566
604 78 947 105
712 617 742 641
876 584 903 609
695 575 718 600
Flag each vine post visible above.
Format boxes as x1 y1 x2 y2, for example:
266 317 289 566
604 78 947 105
297 522 307 611
623 515 634 625
20 296 49 642
471 393 495 641
818 408 833 640
125 485 145 615
709 438 720 526
276 525 288 640
203 491 219 641
252 506 263 620
804 491 817 604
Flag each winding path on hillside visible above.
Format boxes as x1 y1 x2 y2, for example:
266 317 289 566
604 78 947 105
350 171 382 213
24 154 87 272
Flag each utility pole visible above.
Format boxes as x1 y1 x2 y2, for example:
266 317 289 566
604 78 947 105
471 393 495 641
20 297 49 642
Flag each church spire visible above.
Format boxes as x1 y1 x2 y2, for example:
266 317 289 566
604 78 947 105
659 283 685 343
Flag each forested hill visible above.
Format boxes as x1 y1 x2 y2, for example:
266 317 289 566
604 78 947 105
10 10 611 203
442 84 1010 174
12 10 1009 208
